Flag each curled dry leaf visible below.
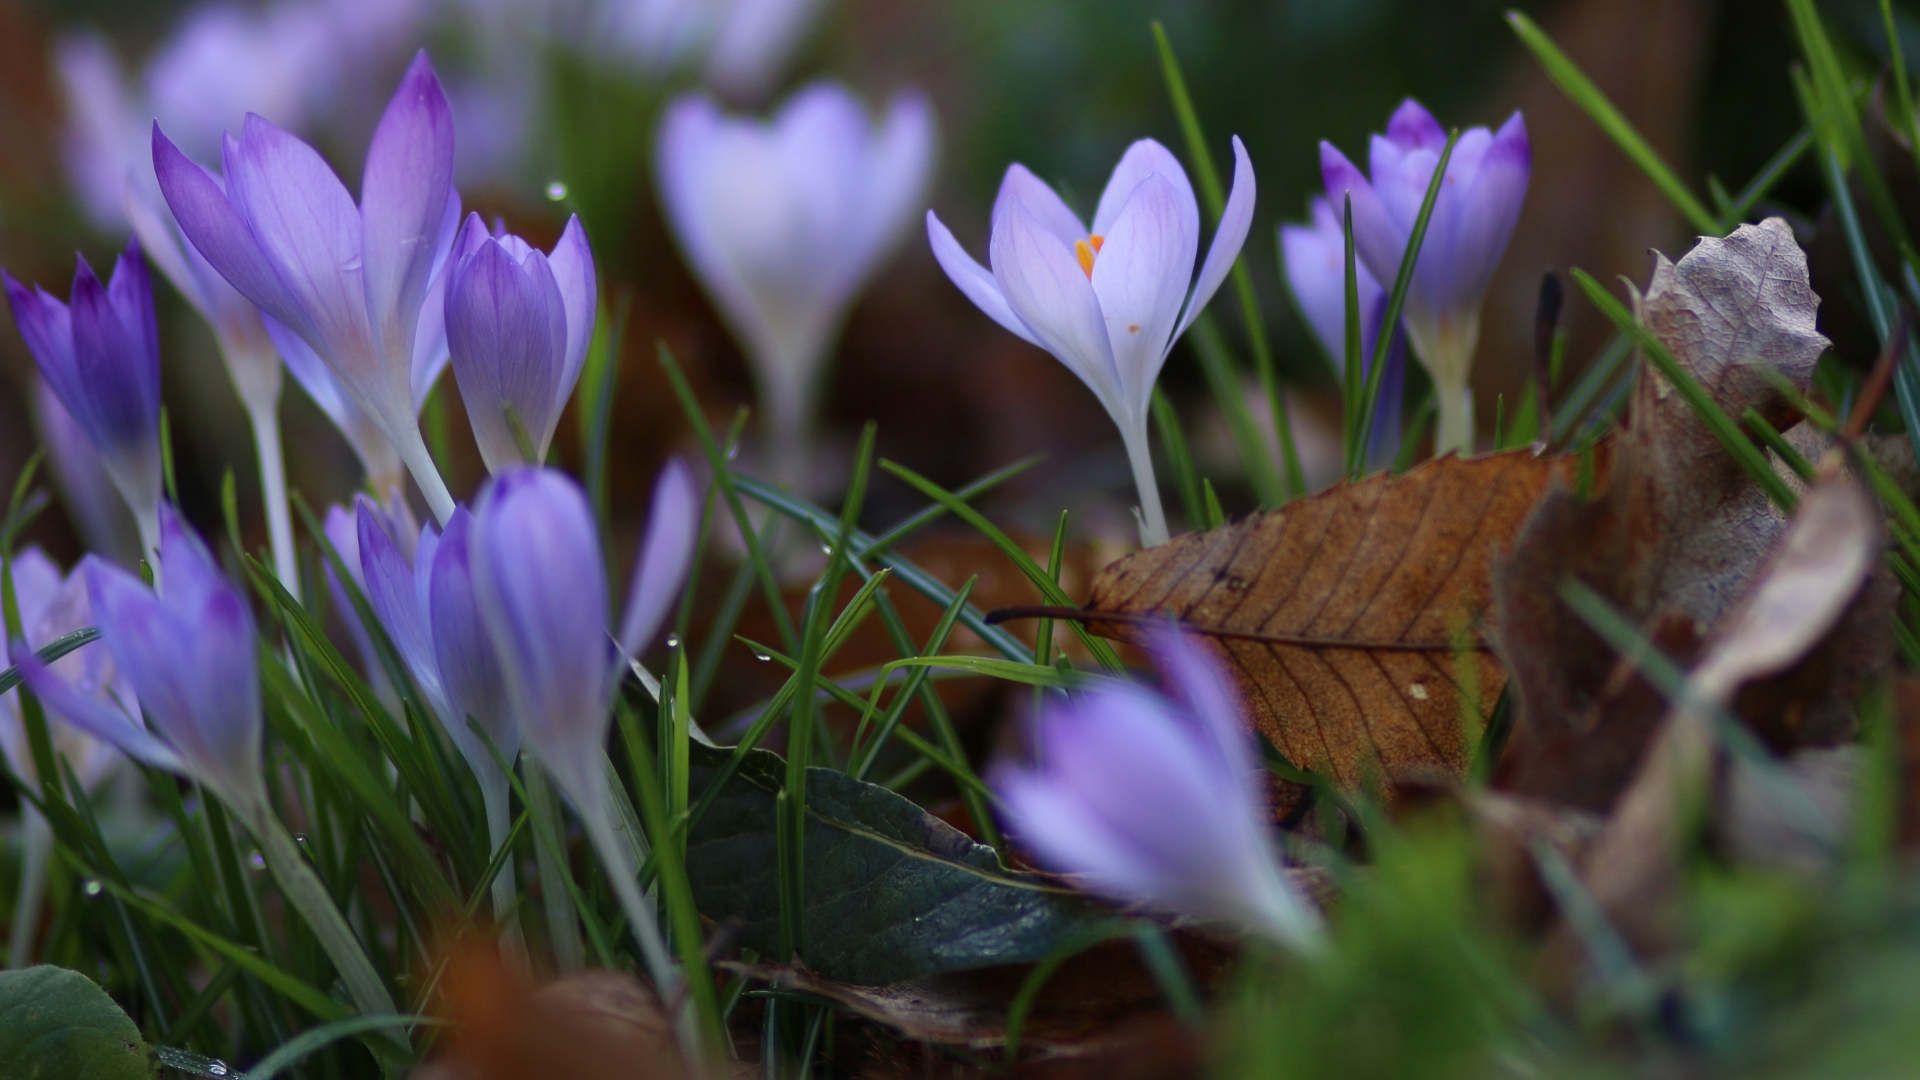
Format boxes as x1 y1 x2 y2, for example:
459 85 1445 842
1079 449 1576 792
1555 471 1885 966
1495 218 1833 811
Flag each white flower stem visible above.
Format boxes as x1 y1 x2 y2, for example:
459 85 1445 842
246 401 301 603
524 761 584 974
1122 421 1170 547
131 503 162 591
7 807 51 968
475 759 529 975
1435 382 1475 457
392 424 455 527
251 807 400 1027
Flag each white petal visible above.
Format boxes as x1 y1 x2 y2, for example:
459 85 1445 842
1089 172 1195 417
990 198 1122 417
1173 136 1256 345
1091 138 1195 238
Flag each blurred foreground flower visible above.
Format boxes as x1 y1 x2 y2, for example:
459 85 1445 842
993 631 1321 951
1 549 128 970
929 138 1254 546
1321 100 1529 455
10 508 397 1021
155 51 463 523
470 464 697 1014
445 214 598 473
3 240 163 563
1281 196 1407 467
657 83 933 489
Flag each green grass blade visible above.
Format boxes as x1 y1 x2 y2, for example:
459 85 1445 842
1190 315 1284 503
1151 388 1203 529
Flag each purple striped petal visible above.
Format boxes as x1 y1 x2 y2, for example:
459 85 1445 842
363 52 455 385
1088 171 1195 411
993 163 1086 248
616 459 698 665
1090 139 1196 238
429 508 518 765
990 197 1122 417
445 237 569 472
1173 136 1255 345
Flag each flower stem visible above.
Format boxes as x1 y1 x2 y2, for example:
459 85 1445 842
1122 421 1171 547
524 761 584 974
7 807 51 968
247 401 300 603
476 759 529 975
252 808 399 1026
1436 382 1475 457
392 422 455 526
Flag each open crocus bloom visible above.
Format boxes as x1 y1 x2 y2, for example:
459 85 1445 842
3 239 164 561
1280 195 1406 467
154 50 463 524
1320 99 1529 455
993 630 1321 951
929 137 1254 546
443 213 597 474
657 83 934 487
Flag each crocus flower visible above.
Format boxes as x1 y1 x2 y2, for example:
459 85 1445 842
598 0 828 101
30 381 141 568
0 548 129 969
993 631 1322 951
154 50 464 524
657 83 934 487
1280 195 1407 467
469 462 697 999
53 34 147 231
1320 99 1529 455
929 138 1255 546
11 506 396 1018
443 214 598 473
4 239 163 561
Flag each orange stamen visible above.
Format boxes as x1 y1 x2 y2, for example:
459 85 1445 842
1074 234 1106 278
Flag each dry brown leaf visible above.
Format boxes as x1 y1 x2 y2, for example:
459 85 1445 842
1495 218 1832 811
1079 449 1573 791
1551 471 1883 968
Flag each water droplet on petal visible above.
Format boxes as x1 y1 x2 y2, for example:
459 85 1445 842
83 879 102 897
546 181 569 201
665 634 680 648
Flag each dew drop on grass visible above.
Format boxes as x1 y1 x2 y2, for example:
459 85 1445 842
82 880 102 897
666 634 680 648
208 1063 228 1077
545 181 568 201
752 649 772 662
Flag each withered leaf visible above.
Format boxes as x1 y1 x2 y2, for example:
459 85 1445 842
1082 450 1574 791
1495 218 1833 810
1554 471 1883 966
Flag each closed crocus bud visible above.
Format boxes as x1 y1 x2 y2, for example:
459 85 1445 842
930 138 1254 547
153 50 464 524
657 83 934 487
1320 100 1529 456
12 507 266 822
428 508 520 768
993 631 1322 952
4 238 164 561
444 214 597 473
1280 196 1406 468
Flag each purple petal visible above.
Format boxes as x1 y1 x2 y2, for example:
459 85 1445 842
1171 135 1255 345
471 468 614 804
5 275 80 420
361 51 455 383
356 496 445 717
1320 140 1404 305
1148 628 1255 778
616 458 698 663
430 508 518 764
545 215 598 419
1385 99 1447 152
990 197 1123 418
992 164 1086 248
1088 172 1196 412
1443 113 1530 306
445 239 568 473
10 637 181 773
409 185 464 415
926 210 1040 348
153 125 310 340
1090 139 1196 238
862 93 937 269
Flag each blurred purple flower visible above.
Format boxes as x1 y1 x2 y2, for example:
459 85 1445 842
0 548 129 794
993 631 1321 951
154 50 463 523
1320 100 1529 454
4 239 163 559
52 34 147 231
929 138 1254 547
1280 196 1406 468
657 84 934 484
444 214 598 473
145 1 335 164
597 0 828 100
29 381 142 568
11 508 267 822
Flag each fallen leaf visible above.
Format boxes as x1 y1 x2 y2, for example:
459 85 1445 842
1076 449 1575 791
1552 470 1883 966
1495 218 1832 811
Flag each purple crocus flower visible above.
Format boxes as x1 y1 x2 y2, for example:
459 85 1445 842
443 213 597 474
30 381 141 568
4 239 163 562
1320 99 1529 455
993 631 1322 951
657 83 934 488
11 507 265 821
469 461 697 996
153 50 463 524
929 138 1255 547
1280 196 1407 467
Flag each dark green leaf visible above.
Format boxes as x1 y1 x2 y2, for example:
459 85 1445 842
0 966 156 1080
